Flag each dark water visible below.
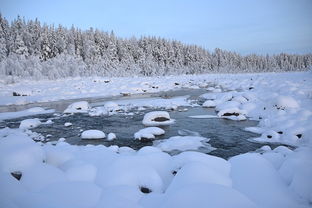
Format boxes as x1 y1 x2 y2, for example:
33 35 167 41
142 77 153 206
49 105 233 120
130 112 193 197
1 105 280 159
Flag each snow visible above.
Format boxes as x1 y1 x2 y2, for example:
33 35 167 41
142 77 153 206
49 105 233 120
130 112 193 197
188 115 218 119
134 127 165 140
0 71 312 208
107 132 117 141
19 118 41 129
63 101 91 114
154 136 215 152
161 183 258 208
202 100 216 107
81 130 106 139
142 111 175 126
103 101 120 112
0 107 54 121
275 95 300 109
0 128 45 172
64 122 72 127
229 152 311 208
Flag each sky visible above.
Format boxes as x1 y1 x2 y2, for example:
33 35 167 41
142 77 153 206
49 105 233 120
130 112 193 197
1 0 312 55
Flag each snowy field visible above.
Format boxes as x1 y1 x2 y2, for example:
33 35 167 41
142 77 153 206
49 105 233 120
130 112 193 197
0 71 312 208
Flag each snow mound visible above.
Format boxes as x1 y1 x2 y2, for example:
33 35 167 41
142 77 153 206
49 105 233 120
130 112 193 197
104 101 120 112
166 162 232 193
217 108 247 121
134 127 165 140
188 115 218 119
155 136 213 152
20 164 67 191
64 122 72 127
81 130 106 139
64 101 91 114
59 160 97 182
107 133 117 141
275 96 300 109
202 100 216 108
19 118 41 129
142 111 175 126
162 183 257 208
0 128 45 172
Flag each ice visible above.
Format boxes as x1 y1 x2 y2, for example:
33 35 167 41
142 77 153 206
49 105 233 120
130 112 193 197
188 114 218 119
134 127 165 140
142 111 175 126
0 107 54 121
19 118 41 129
154 136 212 152
81 130 106 139
63 101 91 114
107 132 117 141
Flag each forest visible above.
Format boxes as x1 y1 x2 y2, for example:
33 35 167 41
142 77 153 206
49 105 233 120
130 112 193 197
0 15 311 82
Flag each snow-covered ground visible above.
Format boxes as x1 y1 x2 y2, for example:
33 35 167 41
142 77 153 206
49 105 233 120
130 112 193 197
0 71 312 208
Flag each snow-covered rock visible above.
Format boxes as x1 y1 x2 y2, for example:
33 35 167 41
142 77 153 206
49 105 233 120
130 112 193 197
81 130 106 139
64 101 91 114
134 127 165 140
217 108 247 121
107 133 117 141
142 111 175 126
19 118 41 129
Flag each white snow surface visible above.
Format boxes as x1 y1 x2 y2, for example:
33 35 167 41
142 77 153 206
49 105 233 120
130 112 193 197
81 130 106 139
0 107 54 121
142 111 175 126
134 127 165 140
154 136 214 152
19 118 42 129
1 71 312 208
107 133 117 141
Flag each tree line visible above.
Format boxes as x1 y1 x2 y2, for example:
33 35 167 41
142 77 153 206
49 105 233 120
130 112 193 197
0 15 311 82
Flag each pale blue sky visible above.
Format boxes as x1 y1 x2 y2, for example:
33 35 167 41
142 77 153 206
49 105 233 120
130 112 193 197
1 0 312 54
